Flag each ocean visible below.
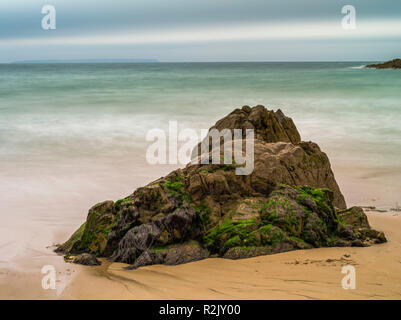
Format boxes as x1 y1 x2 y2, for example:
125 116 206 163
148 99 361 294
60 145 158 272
0 62 400 273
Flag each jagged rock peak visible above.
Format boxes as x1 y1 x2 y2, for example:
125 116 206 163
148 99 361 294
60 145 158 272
210 105 301 144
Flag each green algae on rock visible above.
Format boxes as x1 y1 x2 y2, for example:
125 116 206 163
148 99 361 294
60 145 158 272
57 105 386 268
56 200 116 255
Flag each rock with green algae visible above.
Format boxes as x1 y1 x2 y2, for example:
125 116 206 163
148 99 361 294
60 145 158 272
58 183 386 267
55 222 86 253
337 206 386 245
201 184 385 260
56 200 116 255
57 106 386 268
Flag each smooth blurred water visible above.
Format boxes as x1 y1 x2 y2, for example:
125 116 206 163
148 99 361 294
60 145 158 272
0 62 400 269
1 62 400 165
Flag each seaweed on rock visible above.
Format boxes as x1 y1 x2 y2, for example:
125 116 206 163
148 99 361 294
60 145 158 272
58 105 386 268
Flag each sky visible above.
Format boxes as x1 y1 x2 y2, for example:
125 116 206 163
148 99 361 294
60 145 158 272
0 0 400 62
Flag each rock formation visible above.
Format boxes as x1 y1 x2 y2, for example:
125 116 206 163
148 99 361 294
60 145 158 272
365 59 401 69
57 105 386 268
72 253 101 266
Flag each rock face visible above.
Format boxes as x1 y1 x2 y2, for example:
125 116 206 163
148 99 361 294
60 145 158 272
193 105 346 209
366 59 401 69
210 106 301 144
73 253 101 266
57 105 386 269
55 201 115 255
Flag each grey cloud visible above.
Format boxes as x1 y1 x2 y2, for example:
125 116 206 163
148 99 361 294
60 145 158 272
1 0 400 39
0 0 400 62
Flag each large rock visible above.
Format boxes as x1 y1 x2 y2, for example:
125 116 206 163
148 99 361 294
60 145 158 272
57 105 385 269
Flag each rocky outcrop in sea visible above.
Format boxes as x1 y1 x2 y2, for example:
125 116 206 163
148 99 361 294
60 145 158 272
366 59 401 69
56 105 386 268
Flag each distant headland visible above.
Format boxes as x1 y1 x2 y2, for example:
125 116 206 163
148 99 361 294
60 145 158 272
365 59 401 69
8 58 159 64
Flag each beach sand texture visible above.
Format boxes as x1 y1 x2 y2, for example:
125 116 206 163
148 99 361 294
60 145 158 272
2 212 399 299
60 212 401 300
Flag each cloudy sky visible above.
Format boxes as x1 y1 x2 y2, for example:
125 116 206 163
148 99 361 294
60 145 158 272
0 0 400 62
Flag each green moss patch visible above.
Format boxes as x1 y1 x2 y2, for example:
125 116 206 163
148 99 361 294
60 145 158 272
70 201 115 255
193 202 212 228
204 218 258 253
56 222 86 253
114 196 132 213
164 176 192 206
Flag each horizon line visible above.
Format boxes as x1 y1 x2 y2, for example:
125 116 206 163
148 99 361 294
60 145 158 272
2 59 385 64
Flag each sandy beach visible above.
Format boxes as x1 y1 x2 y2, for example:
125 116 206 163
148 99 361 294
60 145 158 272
1 62 400 301
2 211 399 300
59 212 401 300
1 0 401 305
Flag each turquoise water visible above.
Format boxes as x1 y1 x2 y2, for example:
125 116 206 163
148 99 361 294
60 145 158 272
0 62 400 167
0 62 400 269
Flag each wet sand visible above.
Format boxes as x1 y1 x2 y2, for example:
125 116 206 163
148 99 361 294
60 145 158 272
1 162 400 300
48 212 401 299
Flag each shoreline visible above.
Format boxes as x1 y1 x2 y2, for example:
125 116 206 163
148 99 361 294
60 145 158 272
2 211 400 300
60 211 401 300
